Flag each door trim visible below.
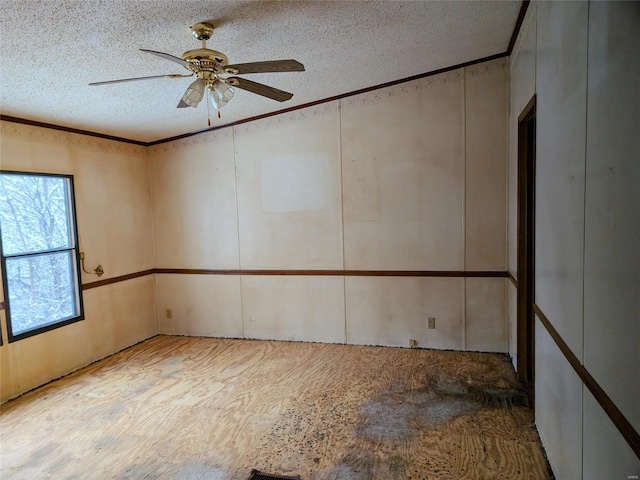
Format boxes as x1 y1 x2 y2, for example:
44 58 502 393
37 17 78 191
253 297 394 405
516 95 536 384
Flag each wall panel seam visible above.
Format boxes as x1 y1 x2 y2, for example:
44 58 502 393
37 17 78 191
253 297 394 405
462 66 468 351
338 99 348 344
146 151 160 334
581 4 591 469
231 126 245 339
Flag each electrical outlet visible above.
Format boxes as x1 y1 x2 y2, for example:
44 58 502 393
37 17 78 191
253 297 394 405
166 308 172 319
409 339 418 348
427 317 436 329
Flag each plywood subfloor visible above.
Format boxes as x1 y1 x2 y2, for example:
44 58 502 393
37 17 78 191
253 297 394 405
0 336 552 479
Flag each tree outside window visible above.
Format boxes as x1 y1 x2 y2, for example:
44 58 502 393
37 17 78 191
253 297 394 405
0 172 84 341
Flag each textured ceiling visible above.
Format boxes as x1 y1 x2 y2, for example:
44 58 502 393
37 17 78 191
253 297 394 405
0 1 521 143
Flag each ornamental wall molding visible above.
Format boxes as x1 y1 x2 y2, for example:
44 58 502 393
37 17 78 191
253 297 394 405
232 101 339 138
147 127 233 155
466 57 508 77
341 70 463 110
0 120 146 157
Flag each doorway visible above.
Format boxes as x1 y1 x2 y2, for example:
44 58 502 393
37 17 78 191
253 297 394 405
516 95 536 385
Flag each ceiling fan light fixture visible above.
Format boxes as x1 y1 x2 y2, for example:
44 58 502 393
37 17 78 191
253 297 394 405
208 87 221 110
182 78 205 108
208 81 234 110
213 80 234 103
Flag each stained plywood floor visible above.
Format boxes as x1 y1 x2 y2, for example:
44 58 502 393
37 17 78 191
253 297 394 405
0 336 552 479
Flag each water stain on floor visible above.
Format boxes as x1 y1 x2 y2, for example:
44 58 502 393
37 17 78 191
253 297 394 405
357 364 530 444
358 389 479 442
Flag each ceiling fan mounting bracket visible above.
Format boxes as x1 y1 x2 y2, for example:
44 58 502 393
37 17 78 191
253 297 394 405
190 22 214 41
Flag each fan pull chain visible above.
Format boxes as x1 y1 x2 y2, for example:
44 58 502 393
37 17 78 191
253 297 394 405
206 91 211 126
218 110 221 119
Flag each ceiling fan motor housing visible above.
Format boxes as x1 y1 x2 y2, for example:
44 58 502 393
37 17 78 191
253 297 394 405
182 48 229 74
183 23 229 79
182 22 229 80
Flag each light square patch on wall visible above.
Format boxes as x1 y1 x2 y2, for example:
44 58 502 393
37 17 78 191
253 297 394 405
261 153 330 213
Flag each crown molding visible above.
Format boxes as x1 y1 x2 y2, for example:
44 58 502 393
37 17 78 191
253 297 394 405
507 1 531 55
0 115 146 146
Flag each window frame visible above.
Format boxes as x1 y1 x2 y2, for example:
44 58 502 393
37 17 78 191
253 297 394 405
0 170 85 343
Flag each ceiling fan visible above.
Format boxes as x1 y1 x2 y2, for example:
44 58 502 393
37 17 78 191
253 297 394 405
90 22 305 120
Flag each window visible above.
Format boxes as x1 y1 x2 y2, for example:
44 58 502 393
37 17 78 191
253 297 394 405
0 172 84 342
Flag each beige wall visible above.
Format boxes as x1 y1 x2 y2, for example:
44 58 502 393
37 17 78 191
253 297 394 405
0 122 156 403
0 57 511 401
149 57 509 352
509 1 639 476
0 58 509 402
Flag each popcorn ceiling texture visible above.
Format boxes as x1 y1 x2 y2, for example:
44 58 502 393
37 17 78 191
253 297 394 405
0 0 520 142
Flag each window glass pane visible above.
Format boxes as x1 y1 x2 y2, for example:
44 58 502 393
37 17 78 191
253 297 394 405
0 174 72 256
5 251 78 335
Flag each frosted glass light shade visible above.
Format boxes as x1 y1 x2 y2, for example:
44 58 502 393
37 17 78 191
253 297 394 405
183 78 205 108
209 80 234 109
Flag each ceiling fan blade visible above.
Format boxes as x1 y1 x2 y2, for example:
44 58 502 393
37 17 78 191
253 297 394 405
177 78 206 108
225 77 293 102
140 49 189 68
224 59 305 75
89 74 192 86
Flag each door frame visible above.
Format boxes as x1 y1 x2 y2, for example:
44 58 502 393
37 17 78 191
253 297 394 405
516 95 536 385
